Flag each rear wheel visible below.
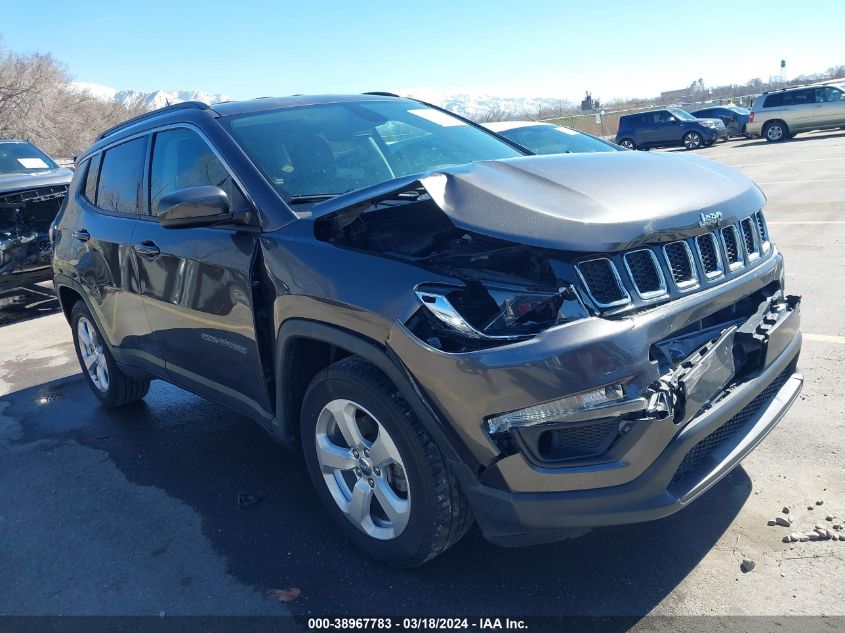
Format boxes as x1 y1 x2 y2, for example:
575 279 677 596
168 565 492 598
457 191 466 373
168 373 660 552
71 301 150 407
619 138 636 150
683 131 703 149
301 357 472 566
763 120 788 142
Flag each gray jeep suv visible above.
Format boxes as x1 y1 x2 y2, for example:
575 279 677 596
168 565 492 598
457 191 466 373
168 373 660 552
52 94 802 566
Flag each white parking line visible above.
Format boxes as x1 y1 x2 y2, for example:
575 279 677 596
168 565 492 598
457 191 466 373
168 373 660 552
804 333 845 345
768 221 845 225
757 178 845 185
734 158 845 167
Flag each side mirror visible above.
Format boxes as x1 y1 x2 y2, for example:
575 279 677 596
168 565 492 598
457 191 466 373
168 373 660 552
158 186 248 229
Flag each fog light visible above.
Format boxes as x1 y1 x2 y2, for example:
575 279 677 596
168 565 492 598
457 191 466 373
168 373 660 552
486 384 626 435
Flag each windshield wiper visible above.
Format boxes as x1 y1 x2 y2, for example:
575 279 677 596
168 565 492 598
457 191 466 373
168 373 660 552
288 194 341 204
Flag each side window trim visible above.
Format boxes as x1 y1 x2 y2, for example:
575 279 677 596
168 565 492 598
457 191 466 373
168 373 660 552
142 122 255 222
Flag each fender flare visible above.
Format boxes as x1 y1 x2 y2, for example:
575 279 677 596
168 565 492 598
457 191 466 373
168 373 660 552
273 318 476 470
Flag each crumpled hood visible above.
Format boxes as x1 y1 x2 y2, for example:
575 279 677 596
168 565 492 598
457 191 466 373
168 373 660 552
313 151 765 252
0 168 73 195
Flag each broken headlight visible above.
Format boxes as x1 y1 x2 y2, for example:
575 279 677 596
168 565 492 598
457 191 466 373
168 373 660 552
414 281 589 343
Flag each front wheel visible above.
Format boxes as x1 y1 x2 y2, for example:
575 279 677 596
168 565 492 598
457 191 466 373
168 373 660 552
683 131 703 149
301 357 472 566
70 300 150 406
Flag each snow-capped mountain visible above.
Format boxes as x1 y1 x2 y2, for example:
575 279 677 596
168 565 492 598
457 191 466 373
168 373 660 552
70 82 570 120
70 82 231 109
401 90 572 119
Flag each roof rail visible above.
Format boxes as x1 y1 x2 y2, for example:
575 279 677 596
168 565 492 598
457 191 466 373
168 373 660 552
96 101 211 141
362 91 400 97
765 78 844 94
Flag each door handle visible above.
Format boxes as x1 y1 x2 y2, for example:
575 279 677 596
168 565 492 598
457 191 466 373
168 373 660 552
133 241 160 259
72 228 90 242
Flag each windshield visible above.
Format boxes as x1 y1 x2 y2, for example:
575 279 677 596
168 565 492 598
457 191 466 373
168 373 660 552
498 125 618 155
0 141 59 175
669 108 698 121
223 100 524 200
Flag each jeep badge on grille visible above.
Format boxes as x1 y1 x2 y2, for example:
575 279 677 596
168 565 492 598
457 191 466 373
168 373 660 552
699 211 723 228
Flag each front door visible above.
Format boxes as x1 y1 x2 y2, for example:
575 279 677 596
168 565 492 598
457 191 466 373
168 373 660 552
813 86 845 128
133 126 271 419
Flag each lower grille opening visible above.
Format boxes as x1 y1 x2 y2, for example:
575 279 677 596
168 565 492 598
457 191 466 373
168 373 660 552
670 368 793 487
535 418 619 462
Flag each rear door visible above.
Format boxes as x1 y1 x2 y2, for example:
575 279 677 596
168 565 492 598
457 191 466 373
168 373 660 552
132 125 271 419
71 138 158 370
780 89 815 130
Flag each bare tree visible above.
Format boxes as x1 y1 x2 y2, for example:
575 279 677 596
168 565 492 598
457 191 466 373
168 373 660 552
0 40 148 158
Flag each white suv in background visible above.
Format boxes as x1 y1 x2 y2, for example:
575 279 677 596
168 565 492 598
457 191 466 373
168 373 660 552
747 83 845 142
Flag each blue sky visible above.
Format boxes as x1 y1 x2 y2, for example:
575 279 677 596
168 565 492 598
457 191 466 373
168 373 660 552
3 0 844 102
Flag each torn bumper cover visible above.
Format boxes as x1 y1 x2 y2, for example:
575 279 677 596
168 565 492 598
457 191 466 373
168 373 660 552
387 251 802 545
0 184 67 289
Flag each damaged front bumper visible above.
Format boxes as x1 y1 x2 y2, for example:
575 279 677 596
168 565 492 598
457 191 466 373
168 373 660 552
0 184 67 290
387 249 802 544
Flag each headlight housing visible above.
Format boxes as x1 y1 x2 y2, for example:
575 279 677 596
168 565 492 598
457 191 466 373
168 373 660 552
414 281 589 344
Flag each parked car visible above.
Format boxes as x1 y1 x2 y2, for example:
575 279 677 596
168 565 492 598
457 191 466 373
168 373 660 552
690 105 750 137
616 108 728 150
1 140 73 291
53 95 802 566
483 121 621 153
747 83 845 142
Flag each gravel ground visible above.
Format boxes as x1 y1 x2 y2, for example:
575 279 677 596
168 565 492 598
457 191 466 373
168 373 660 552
0 130 843 621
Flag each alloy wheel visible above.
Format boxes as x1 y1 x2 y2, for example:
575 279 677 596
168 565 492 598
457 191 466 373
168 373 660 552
683 132 702 149
315 398 411 540
766 124 784 141
77 316 109 392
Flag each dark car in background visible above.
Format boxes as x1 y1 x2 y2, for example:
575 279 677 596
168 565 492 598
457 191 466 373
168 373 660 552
53 95 801 566
616 108 728 150
483 121 621 154
1 140 73 291
690 106 750 137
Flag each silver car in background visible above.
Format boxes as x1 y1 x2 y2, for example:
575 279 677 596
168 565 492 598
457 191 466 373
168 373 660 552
747 83 845 142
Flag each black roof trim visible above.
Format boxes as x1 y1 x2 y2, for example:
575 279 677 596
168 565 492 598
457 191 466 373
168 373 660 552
96 101 211 141
362 91 400 97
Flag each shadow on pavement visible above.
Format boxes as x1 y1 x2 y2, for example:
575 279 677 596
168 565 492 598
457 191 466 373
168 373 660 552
0 282 60 327
4 374 751 617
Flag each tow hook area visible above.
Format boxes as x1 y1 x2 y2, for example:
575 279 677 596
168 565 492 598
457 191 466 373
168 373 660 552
646 294 801 427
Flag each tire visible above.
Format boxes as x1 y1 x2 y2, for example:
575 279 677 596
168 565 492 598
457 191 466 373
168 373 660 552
300 356 472 567
683 131 703 150
763 120 788 142
70 300 150 407
618 138 636 150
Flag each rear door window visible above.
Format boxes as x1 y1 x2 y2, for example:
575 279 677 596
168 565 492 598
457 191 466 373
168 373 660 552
96 138 147 213
781 90 813 106
149 128 247 216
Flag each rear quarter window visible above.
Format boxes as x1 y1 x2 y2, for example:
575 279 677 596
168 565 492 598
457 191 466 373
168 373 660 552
96 137 147 214
83 153 102 203
763 93 783 108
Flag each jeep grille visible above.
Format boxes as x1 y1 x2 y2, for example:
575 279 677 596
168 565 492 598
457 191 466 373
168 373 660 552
576 212 773 312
